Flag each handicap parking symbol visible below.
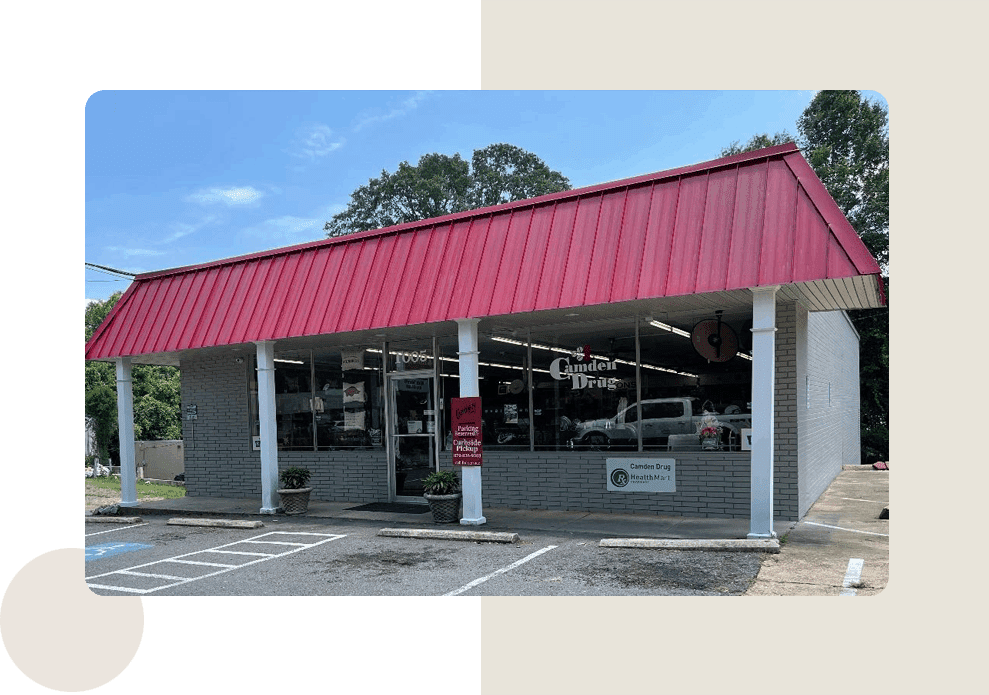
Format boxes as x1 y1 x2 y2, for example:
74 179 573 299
85 542 153 562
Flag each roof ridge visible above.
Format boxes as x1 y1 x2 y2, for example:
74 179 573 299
134 143 801 282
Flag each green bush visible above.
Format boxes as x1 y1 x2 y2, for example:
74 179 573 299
279 467 312 490
422 470 460 495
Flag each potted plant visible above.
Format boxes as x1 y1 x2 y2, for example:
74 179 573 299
278 466 313 515
422 470 462 523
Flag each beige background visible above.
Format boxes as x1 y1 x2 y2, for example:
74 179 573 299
1 0 982 692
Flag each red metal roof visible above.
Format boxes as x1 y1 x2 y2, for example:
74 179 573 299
86 143 885 361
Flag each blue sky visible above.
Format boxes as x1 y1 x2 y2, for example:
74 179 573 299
85 89 886 305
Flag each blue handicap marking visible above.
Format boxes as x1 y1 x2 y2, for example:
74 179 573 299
86 542 153 563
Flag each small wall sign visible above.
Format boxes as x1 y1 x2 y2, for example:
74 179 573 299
185 404 198 420
606 458 675 492
451 397 482 466
740 428 753 451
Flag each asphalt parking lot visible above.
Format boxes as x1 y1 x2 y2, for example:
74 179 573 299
85 515 765 597
85 466 888 597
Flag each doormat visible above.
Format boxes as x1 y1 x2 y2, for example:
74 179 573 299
346 502 431 514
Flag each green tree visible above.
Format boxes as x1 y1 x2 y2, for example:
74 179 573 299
797 90 889 270
721 92 889 463
469 143 572 208
133 366 183 440
720 130 795 157
85 384 117 464
325 143 571 237
86 293 121 463
85 293 183 464
797 91 889 464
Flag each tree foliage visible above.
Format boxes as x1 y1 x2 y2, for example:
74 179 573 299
470 144 572 208
797 91 889 463
797 90 889 270
721 92 889 463
85 294 183 463
324 143 571 237
85 384 117 464
720 131 795 157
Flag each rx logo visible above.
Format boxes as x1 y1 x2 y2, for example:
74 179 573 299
610 468 629 488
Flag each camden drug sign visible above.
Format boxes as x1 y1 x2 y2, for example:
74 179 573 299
606 458 675 492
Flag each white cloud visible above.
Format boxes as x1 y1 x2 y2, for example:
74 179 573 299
106 246 166 257
186 186 265 206
288 124 345 162
161 215 219 243
242 216 324 245
353 91 431 131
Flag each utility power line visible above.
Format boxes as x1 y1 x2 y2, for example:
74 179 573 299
86 262 136 279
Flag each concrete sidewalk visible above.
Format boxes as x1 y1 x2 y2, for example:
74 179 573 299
745 465 889 595
89 465 888 594
110 492 761 541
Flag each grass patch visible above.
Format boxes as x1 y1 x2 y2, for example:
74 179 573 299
87 476 186 500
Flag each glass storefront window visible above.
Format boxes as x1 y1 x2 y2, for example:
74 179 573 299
637 317 752 450
249 347 384 452
528 324 638 450
313 348 383 450
273 353 316 450
476 315 753 452
476 336 532 449
245 315 754 455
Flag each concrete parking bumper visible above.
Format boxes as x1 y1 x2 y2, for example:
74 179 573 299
167 518 264 529
600 538 780 552
378 528 520 543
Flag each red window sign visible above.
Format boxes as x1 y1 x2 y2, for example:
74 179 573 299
451 397 482 466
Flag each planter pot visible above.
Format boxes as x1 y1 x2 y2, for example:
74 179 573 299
278 487 312 515
423 492 462 523
701 437 720 450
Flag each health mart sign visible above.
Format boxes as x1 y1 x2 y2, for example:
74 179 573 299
606 458 675 492
451 397 482 466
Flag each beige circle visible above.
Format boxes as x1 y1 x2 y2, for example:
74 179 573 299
2 549 143 691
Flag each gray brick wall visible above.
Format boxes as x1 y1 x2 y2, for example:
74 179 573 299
180 355 258 498
440 450 799 521
178 310 820 523
774 302 800 521
180 353 389 504
796 307 861 516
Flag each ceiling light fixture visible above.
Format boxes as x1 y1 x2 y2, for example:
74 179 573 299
648 319 691 338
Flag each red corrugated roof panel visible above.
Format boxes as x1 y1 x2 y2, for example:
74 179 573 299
86 143 885 361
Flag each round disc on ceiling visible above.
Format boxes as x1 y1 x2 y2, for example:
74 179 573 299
691 319 739 362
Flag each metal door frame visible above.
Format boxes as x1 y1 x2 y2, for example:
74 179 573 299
385 368 439 502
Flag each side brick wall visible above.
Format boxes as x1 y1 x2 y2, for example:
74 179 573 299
774 301 800 521
797 308 862 516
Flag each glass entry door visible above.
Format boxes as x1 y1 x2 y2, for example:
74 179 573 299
388 372 437 501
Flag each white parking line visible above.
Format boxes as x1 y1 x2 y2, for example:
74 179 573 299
86 531 346 595
804 521 889 537
840 558 865 596
445 545 558 596
85 524 149 537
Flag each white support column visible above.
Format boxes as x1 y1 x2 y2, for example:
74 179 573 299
748 286 779 538
115 358 138 507
457 318 486 526
255 341 280 514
